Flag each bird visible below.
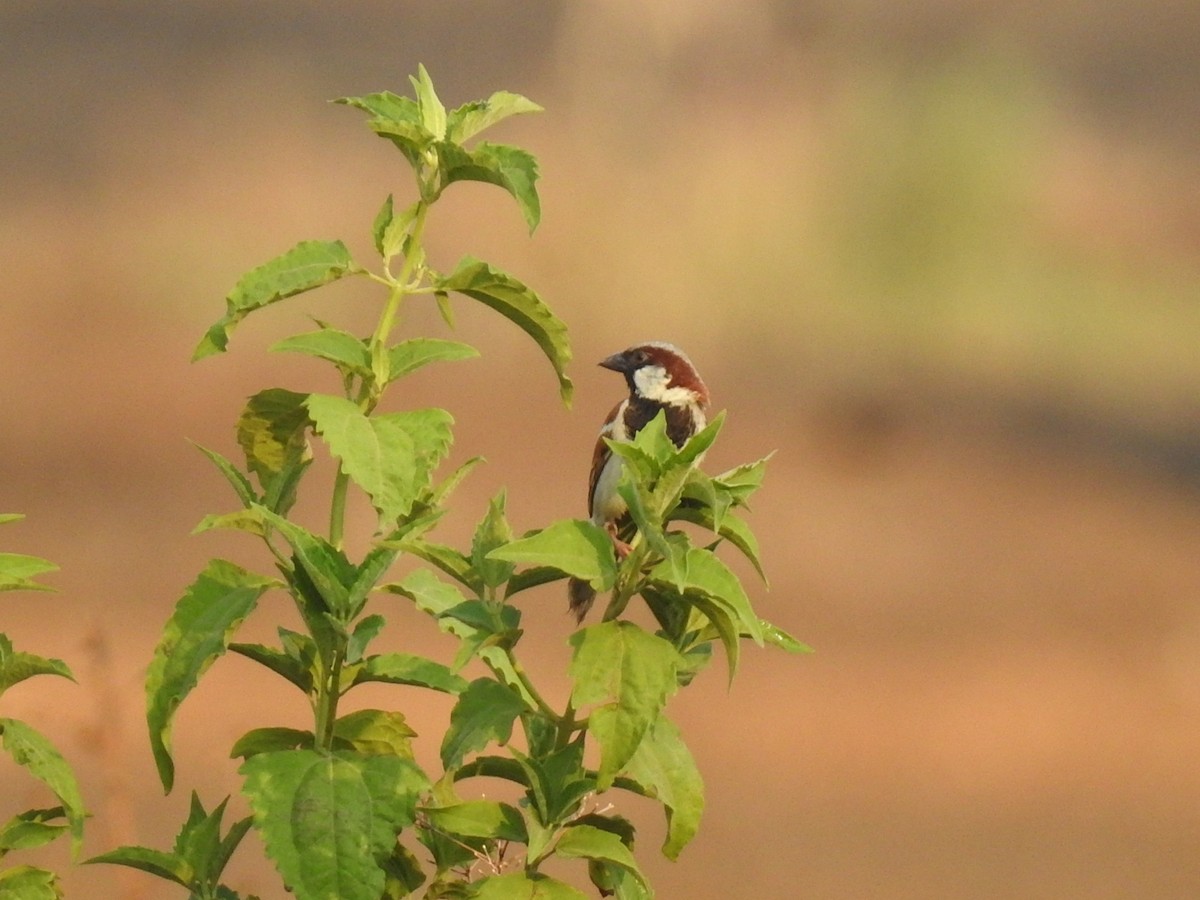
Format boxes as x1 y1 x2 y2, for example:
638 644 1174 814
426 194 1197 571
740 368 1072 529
568 341 710 622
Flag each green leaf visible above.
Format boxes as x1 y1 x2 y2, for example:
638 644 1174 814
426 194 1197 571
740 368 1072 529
761 620 813 655
568 622 681 790
195 240 359 359
306 395 454 524
335 91 432 168
619 716 703 859
434 257 572 404
84 846 192 886
192 444 258 509
440 678 527 770
343 615 384 666
372 195 419 262
270 328 370 375
713 453 774 506
0 636 74 698
229 637 314 693
446 91 542 144
236 388 312 497
669 504 766 583
410 64 447 140
0 552 57 593
387 338 479 384
649 548 763 645
554 825 647 889
240 750 429 900
471 492 514 590
487 519 616 592
172 793 251 888
254 508 355 619
350 652 467 695
388 570 531 704
388 542 479 594
0 720 85 856
333 709 416 758
472 872 589 900
0 808 70 854
438 142 541 233
422 801 527 842
0 515 23 526
147 560 273 792
0 865 61 899
230 727 313 760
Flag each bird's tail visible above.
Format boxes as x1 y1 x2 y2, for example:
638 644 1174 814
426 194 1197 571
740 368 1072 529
567 577 596 623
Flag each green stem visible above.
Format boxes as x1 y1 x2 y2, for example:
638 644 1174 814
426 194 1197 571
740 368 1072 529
372 200 429 349
314 647 345 751
329 469 350 549
500 652 559 723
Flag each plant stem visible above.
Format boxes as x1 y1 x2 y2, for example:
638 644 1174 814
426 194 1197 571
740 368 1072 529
329 469 350 549
314 646 345 751
500 651 559 723
372 200 429 349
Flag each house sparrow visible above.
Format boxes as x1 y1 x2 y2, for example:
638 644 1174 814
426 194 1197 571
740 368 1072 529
568 342 710 621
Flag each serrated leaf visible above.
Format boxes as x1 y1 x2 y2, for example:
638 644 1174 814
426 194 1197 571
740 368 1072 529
619 716 703 859
270 329 370 375
410 64 447 139
569 622 680 790
434 257 571 404
0 808 70 854
440 678 527 770
471 492 514 590
0 865 62 899
351 653 467 695
254 507 355 618
345 615 385 665
422 801 527 842
649 548 763 645
667 504 766 584
336 91 432 168
230 727 313 760
306 395 453 524
147 560 273 792
192 443 258 508
0 637 74 698
333 709 416 758
229 639 314 693
388 541 478 593
487 519 616 592
0 720 85 856
0 553 57 593
472 872 589 900
372 194 419 262
86 846 185 889
240 750 429 900
195 240 359 359
554 825 646 889
447 91 542 144
713 453 774 506
236 388 312 494
438 141 541 232
387 338 479 384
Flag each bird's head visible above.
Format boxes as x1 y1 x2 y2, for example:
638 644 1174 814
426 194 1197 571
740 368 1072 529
599 342 709 409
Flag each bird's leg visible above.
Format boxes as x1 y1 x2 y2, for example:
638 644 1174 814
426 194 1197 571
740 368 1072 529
606 521 633 560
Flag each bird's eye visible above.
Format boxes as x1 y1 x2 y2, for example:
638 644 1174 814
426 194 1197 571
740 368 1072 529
630 349 649 366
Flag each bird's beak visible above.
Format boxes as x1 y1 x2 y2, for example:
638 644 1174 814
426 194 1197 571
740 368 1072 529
598 351 628 373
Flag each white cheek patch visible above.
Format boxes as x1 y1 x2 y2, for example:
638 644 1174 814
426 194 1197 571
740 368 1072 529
632 365 698 406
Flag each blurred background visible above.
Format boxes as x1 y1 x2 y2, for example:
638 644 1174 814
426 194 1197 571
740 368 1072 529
3 1 1200 897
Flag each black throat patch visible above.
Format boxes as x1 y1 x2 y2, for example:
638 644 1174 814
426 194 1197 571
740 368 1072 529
623 397 696 448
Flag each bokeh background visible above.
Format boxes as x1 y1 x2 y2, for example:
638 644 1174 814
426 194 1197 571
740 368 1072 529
3 1 1200 897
